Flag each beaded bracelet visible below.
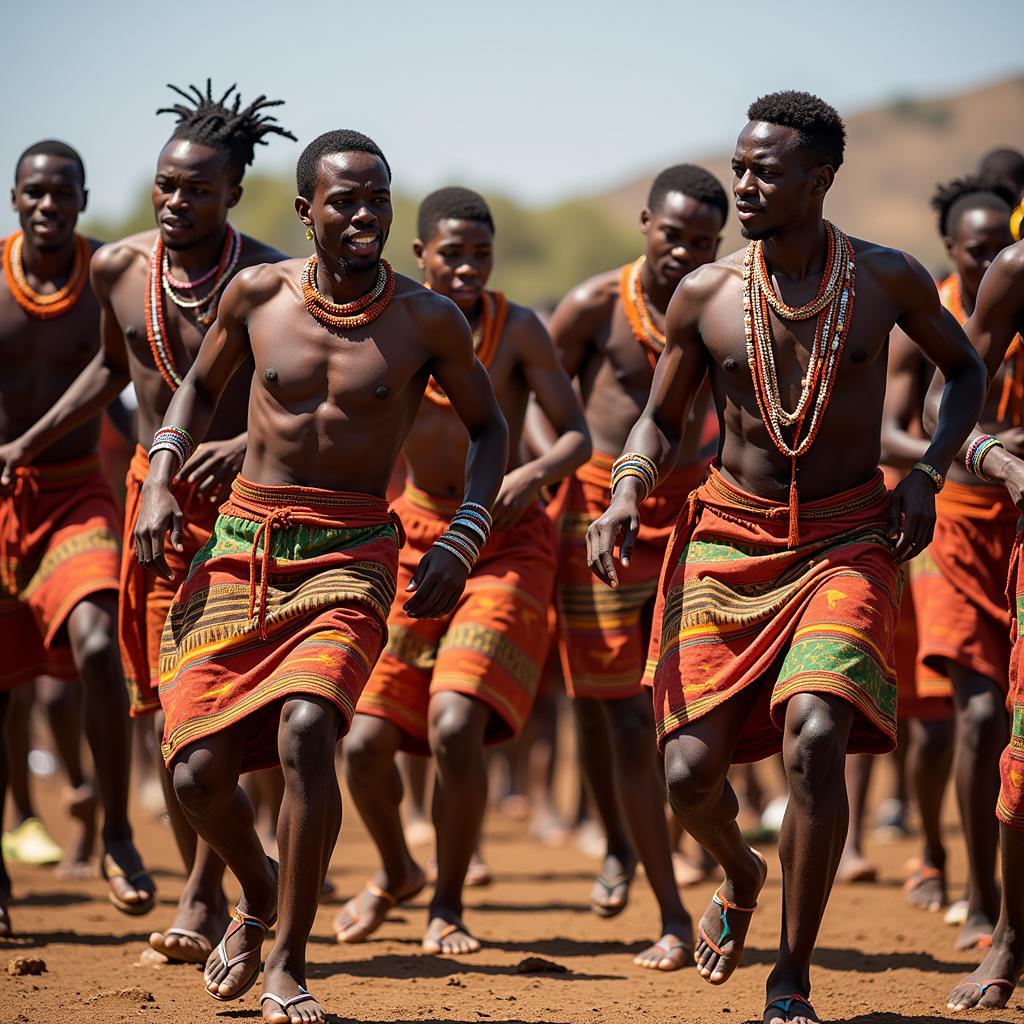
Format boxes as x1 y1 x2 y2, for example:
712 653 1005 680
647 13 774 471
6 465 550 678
433 538 474 573
439 528 481 564
148 425 196 471
911 461 945 493
964 434 1004 481
611 452 659 502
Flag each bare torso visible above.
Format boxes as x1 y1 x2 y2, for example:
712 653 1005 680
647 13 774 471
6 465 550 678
0 239 103 462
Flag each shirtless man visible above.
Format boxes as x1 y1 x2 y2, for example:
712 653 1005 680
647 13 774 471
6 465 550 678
134 131 509 1024
549 164 728 969
337 186 589 954
904 176 1016 943
589 91 985 1023
0 140 151 932
1 82 295 963
937 237 1024 1012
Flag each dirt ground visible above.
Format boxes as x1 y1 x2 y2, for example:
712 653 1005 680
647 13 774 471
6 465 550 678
1 772 1019 1024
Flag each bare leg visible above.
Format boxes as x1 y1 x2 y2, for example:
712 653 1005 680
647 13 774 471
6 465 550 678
763 693 855 1020
65 596 151 909
528 682 567 845
574 696 636 915
337 714 424 943
0 692 12 934
836 753 877 882
260 696 344 1024
5 682 36 825
906 715 954 911
949 666 1007 950
423 692 490 954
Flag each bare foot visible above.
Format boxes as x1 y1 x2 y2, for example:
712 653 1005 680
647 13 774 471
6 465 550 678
334 866 425 944
261 961 324 1024
695 847 768 985
101 841 155 915
955 913 997 953
529 810 569 848
634 922 694 972
946 936 1022 1011
673 851 721 888
55 784 98 880
904 864 946 912
466 850 492 888
423 912 481 955
590 851 636 918
836 848 878 883
764 988 820 1024
150 895 228 964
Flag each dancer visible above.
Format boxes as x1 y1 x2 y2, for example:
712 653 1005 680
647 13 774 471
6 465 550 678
2 82 295 963
588 91 985 1022
135 132 509 1023
550 164 728 969
0 140 152 932
338 186 588 953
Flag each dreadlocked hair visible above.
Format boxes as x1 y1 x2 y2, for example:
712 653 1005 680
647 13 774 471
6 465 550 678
157 80 296 182
931 174 1015 238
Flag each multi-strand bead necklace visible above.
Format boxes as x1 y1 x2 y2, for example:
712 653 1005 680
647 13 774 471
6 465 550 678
145 225 241 391
620 256 665 369
743 220 856 545
3 230 91 319
300 255 395 331
424 290 508 406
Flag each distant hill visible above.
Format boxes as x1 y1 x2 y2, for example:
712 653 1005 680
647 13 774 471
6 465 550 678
593 75 1024 277
83 75 1023 306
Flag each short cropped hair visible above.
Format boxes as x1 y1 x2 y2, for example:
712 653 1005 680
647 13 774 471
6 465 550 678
746 90 846 170
417 186 494 241
296 129 391 201
931 174 1015 238
647 164 728 225
15 139 85 186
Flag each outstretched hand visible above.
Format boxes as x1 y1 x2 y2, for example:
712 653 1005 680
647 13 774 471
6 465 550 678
585 496 640 588
887 469 937 562
404 545 471 619
134 482 184 580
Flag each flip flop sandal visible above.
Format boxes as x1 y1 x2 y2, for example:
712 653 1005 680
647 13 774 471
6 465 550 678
335 879 423 941
903 865 945 907
205 906 276 1003
101 853 156 916
591 872 634 919
954 978 1016 1003
150 927 213 964
647 937 692 971
765 993 816 1021
425 920 476 952
697 886 758 957
260 986 318 1019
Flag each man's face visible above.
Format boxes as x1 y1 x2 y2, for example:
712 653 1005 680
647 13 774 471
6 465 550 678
415 218 494 314
640 192 722 289
948 206 1013 302
11 154 86 250
731 121 831 241
300 151 392 274
151 139 241 251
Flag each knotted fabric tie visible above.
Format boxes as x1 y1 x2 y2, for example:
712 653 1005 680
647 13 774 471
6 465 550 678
0 468 40 596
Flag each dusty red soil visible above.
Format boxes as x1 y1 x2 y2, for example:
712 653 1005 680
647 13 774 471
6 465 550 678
1 778 1018 1024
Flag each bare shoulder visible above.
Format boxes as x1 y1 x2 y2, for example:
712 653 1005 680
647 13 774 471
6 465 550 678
849 236 931 287
673 249 742 308
502 298 551 356
989 238 1024 284
238 233 288 268
90 229 155 285
393 273 458 325
557 267 620 323
226 258 300 308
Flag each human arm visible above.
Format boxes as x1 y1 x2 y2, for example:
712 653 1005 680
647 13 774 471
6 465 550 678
585 270 712 588
0 246 132 484
133 268 257 578
404 296 510 619
491 311 591 529
879 326 930 470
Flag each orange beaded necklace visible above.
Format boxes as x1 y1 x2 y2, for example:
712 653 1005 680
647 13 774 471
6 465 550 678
2 231 90 319
620 256 666 369
423 290 509 406
939 273 1023 427
301 255 395 330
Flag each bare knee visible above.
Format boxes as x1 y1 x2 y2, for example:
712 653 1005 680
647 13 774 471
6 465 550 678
783 699 847 802
609 702 656 779
957 688 1006 749
172 752 233 818
67 600 118 676
664 736 724 820
278 698 340 775
344 715 397 787
430 698 487 776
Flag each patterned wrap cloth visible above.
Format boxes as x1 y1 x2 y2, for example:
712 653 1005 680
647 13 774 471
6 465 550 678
0 455 120 690
647 465 900 760
557 451 708 701
119 446 221 715
999 529 1024 829
357 484 557 755
158 475 402 773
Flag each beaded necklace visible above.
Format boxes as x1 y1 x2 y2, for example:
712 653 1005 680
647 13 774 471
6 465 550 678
145 225 241 391
2 231 90 319
743 220 856 545
424 290 509 406
300 256 394 330
160 225 240 325
939 273 1023 428
620 256 665 369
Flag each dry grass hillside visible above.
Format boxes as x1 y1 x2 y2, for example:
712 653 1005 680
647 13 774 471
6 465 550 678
594 75 1024 275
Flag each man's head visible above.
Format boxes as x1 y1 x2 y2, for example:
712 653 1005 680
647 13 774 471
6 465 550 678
153 80 295 250
640 164 727 289
932 175 1014 302
413 187 495 313
11 140 87 250
295 130 392 275
979 148 1024 201
732 90 846 240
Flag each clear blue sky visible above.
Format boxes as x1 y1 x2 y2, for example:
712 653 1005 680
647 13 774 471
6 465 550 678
1 0 1021 228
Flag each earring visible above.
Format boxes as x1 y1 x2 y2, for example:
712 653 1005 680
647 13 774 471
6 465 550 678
305 227 314 241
